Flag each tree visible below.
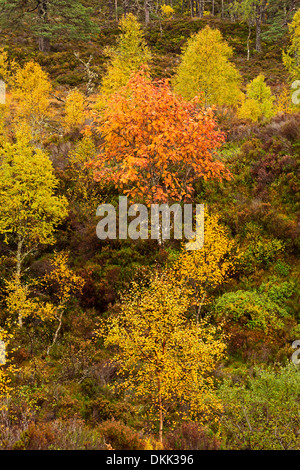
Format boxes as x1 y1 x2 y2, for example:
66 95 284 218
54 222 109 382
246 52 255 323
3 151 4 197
13 61 52 139
99 14 152 101
283 8 300 81
91 69 228 206
4 276 57 328
66 134 100 215
44 252 84 356
0 0 99 52
0 328 16 406
238 74 275 122
230 0 255 60
170 212 236 322
0 132 68 326
261 0 297 45
101 273 226 444
160 3 175 18
230 0 268 53
213 288 290 333
172 26 243 107
219 363 300 450
63 89 86 131
0 48 17 84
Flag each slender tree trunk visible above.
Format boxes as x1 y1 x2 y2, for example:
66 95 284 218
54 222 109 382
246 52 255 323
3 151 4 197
255 4 262 52
221 0 224 19
16 236 23 327
145 0 150 24
46 307 64 356
196 292 206 324
158 377 163 445
38 36 50 53
115 0 118 21
190 0 195 17
199 0 204 17
38 0 50 52
255 0 267 53
247 23 251 60
108 0 114 20
123 0 128 16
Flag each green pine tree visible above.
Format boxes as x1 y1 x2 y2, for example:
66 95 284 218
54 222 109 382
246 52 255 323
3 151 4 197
0 0 99 52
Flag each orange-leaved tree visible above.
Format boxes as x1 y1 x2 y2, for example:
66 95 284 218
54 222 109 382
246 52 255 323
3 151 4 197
89 69 229 205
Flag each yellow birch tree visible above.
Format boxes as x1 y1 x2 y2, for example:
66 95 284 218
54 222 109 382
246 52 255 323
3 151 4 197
102 274 226 445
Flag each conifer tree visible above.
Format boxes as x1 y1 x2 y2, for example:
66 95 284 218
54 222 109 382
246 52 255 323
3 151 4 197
0 0 99 52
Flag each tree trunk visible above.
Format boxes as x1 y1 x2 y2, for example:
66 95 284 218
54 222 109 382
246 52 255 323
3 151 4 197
123 0 128 16
38 0 50 52
255 4 262 52
16 237 23 327
38 36 50 53
247 23 251 60
115 0 118 21
158 378 163 445
255 0 267 53
108 0 114 20
199 0 205 17
190 0 195 17
47 307 64 356
145 0 150 24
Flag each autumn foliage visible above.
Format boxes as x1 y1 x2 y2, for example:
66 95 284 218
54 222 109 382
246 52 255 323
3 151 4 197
90 70 229 205
0 4 299 451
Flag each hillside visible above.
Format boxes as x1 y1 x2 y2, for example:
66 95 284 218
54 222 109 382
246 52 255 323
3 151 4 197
0 3 299 452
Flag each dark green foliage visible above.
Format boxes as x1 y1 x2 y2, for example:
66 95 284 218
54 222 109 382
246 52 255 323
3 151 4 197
0 0 100 51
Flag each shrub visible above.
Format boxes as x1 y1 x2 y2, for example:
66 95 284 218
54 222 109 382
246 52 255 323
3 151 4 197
240 237 284 271
98 420 145 450
163 422 221 450
238 75 275 123
219 363 300 450
213 288 290 332
12 419 105 450
82 396 136 425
